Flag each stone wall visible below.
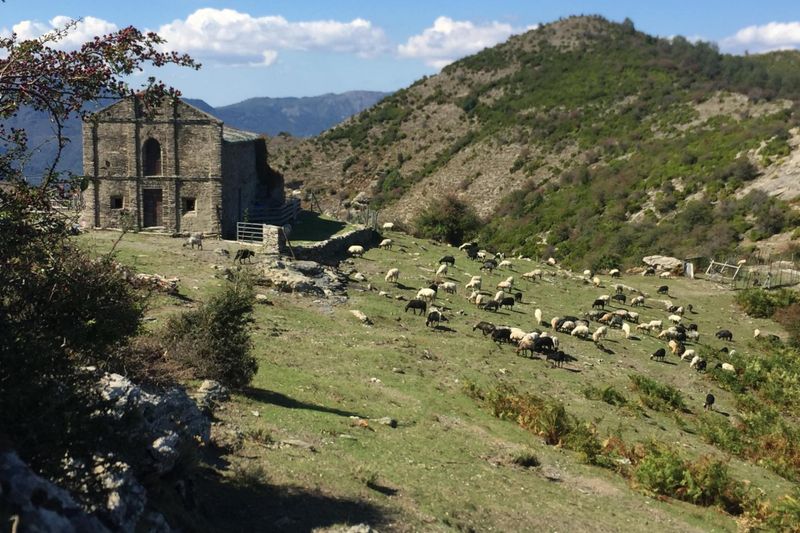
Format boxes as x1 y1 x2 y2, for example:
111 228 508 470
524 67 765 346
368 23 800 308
288 227 380 265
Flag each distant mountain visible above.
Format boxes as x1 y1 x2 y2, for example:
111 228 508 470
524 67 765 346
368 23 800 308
7 91 389 179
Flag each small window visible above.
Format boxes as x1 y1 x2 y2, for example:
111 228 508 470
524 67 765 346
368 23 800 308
110 195 124 209
182 197 196 213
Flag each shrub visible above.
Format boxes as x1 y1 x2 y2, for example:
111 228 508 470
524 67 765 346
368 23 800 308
736 288 800 318
163 275 257 388
629 375 687 411
510 450 540 468
413 194 482 245
773 303 800 347
583 385 628 406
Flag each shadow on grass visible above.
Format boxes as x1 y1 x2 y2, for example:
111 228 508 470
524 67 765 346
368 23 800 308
191 465 391 532
243 387 364 418
289 211 347 242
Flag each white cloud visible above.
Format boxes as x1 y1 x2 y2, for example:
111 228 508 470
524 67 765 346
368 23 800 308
721 21 800 53
155 8 388 66
3 16 118 49
398 16 523 68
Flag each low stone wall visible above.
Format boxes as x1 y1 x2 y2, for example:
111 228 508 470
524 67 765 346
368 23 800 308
288 227 379 265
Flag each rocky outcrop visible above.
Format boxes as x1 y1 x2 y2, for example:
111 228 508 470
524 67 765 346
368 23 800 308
642 255 684 273
260 259 348 296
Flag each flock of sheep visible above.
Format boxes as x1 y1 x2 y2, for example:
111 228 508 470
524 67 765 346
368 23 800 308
352 230 783 397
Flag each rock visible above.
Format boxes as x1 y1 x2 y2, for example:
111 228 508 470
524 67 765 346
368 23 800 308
352 272 367 282
379 291 390 297
149 432 180 474
195 380 230 412
255 293 272 303
350 310 372 325
210 424 244 452
391 367 405 374
0 450 110 532
376 417 398 428
259 259 347 297
353 191 371 205
642 255 684 273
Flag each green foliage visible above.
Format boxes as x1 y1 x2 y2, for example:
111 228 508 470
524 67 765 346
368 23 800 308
736 288 800 318
413 194 481 245
163 275 257 388
774 303 800 347
633 444 750 515
629 375 687 412
583 385 628 406
510 450 540 468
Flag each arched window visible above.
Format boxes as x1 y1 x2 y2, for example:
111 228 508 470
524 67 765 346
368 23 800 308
143 138 162 176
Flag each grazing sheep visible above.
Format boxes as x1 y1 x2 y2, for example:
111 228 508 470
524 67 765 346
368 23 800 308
533 336 555 354
348 245 365 257
686 330 700 342
379 238 393 250
558 321 577 333
643 266 656 276
657 285 669 295
534 308 543 326
480 260 496 272
668 340 685 356
385 268 400 283
592 326 608 343
631 295 645 307
546 350 566 367
650 348 667 362
497 280 513 290
648 320 663 331
681 349 696 362
659 271 672 279
426 309 448 328
612 293 626 305
585 310 605 321
500 297 516 310
592 276 601 287
514 291 523 303
614 284 625 294
626 311 640 323
689 354 704 368
592 298 606 310
523 269 543 281
473 321 496 336
382 222 395 230
416 288 436 303
465 278 482 291
571 325 591 339
494 290 506 302
499 260 513 269
459 242 476 251
183 233 203 250
719 362 736 373
517 336 536 357
695 359 707 372
509 327 527 344
609 269 621 278
439 255 456 266
715 329 733 342
404 299 427 315
234 249 255 263
441 281 457 294
668 314 682 325
551 317 561 330
704 393 715 411
481 300 500 312
636 323 652 333
598 312 615 324
491 328 512 345
436 263 449 277
621 323 631 339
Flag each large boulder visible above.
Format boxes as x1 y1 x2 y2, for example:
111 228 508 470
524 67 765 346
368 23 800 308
642 255 684 273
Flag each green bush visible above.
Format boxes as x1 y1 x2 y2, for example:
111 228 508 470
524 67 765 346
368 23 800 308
413 194 482 245
163 275 257 388
735 288 800 318
583 385 628 406
629 375 687 411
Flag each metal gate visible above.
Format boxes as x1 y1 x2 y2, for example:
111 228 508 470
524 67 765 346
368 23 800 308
237 222 264 243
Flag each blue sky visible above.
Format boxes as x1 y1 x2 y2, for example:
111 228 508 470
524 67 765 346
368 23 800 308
3 1 800 106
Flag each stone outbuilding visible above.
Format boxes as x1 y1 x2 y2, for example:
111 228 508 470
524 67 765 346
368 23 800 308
79 96 285 238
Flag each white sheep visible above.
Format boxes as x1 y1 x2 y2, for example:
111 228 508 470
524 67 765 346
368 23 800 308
648 320 663 330
348 245 365 257
689 354 704 368
659 271 672 279
631 295 645 307
183 233 203 250
416 288 436 303
534 308 543 326
559 321 576 333
494 290 506 302
627 311 639 322
509 327 527 344
636 323 652 333
550 317 560 330
609 268 621 278
475 294 490 307
441 282 457 294
467 290 480 303
668 314 682 325
721 362 736 373
523 269 543 281
382 222 395 230
379 238 393 250
572 325 591 338
499 260 513 269
592 276 601 287
465 278 482 291
436 263 449 277
592 326 608 342
385 268 400 284
621 323 631 339
681 349 696 362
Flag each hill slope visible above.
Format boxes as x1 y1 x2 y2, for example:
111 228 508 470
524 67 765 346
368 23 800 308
270 15 800 268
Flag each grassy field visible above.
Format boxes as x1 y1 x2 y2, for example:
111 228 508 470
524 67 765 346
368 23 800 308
77 229 796 532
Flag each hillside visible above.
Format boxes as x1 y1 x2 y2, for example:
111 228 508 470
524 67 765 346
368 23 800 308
75 228 800 531
269 15 800 269
7 91 388 180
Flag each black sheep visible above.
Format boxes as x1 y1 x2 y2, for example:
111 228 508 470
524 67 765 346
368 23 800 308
695 359 707 372
514 291 523 303
546 350 565 367
715 329 733 341
650 348 667 361
592 299 605 309
481 300 500 312
234 249 255 263
612 293 626 305
426 310 447 328
533 336 555 354
472 321 496 336
644 266 656 276
466 248 478 260
704 393 715 411
500 296 516 310
404 299 427 315
657 285 669 294
439 255 456 266
480 260 496 272
491 328 512 345
687 323 698 332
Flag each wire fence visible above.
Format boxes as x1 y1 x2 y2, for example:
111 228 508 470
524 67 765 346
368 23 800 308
713 250 800 290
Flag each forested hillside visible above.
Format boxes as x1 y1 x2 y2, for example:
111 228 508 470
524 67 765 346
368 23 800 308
270 15 800 269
